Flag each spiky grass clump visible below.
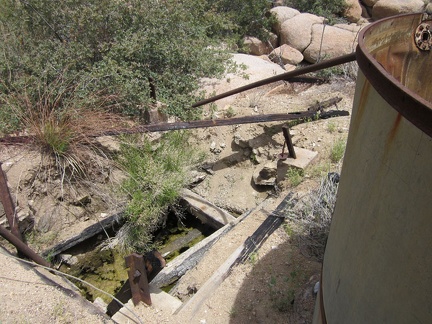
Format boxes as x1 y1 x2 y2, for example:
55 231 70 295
116 131 205 253
329 137 346 164
2 77 125 183
285 173 339 261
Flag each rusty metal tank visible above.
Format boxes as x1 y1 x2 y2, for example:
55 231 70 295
313 13 432 324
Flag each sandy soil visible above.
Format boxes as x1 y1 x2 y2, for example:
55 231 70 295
0 74 356 323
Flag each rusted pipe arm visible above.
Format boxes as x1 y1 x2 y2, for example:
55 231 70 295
0 224 51 268
192 52 357 108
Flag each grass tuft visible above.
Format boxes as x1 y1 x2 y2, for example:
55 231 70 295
284 173 339 261
116 131 205 253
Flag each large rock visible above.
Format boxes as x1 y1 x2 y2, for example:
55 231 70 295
243 36 271 55
303 24 359 63
199 54 286 109
269 44 304 65
280 13 325 52
270 6 300 35
372 0 425 20
344 0 363 23
363 0 379 6
253 163 277 186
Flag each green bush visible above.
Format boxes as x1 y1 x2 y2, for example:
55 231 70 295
116 131 205 253
330 137 346 163
284 0 347 23
212 0 276 42
0 0 243 132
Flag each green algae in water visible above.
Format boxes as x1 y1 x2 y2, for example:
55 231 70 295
65 247 128 303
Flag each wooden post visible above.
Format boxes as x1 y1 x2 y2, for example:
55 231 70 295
125 253 151 306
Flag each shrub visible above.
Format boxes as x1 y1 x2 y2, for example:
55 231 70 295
330 137 346 163
285 173 339 261
1 75 125 181
212 0 277 42
284 0 347 24
116 131 205 253
0 0 239 130
286 167 304 187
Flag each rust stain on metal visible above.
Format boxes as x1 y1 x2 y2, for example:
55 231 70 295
386 113 402 148
351 80 371 136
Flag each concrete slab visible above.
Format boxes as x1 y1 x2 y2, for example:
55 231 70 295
112 287 183 323
277 146 318 181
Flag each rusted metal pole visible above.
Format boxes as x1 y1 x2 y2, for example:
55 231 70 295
0 162 23 241
282 126 296 159
0 223 51 268
192 52 357 108
125 253 151 306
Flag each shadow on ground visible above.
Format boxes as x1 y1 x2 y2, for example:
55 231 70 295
229 239 321 324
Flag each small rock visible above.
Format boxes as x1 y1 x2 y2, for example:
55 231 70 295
100 213 108 218
59 254 79 266
253 163 277 186
71 195 91 207
210 141 216 151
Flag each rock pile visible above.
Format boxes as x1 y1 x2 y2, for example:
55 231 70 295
243 1 428 65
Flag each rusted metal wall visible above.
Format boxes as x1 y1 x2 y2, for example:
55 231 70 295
314 13 432 324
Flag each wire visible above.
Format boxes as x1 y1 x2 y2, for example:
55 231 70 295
0 249 144 324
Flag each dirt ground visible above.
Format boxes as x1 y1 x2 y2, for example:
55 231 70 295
0 73 356 323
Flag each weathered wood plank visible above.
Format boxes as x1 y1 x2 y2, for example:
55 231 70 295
41 213 123 257
180 189 236 229
176 193 294 319
149 205 258 290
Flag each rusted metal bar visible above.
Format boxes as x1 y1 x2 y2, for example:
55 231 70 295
125 253 151 306
282 126 296 159
0 223 51 267
0 109 349 145
98 110 327 136
192 53 356 108
0 162 23 241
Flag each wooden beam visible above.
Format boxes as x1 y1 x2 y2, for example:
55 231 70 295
176 193 294 319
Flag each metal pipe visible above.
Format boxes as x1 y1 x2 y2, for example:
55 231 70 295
0 162 23 242
192 52 357 108
282 126 296 159
0 223 51 268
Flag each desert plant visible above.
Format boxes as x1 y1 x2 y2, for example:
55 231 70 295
225 106 236 118
329 137 346 163
284 0 348 24
286 167 304 187
1 76 125 183
247 89 266 109
285 173 339 261
0 0 240 126
116 131 205 253
327 121 337 133
212 0 276 42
